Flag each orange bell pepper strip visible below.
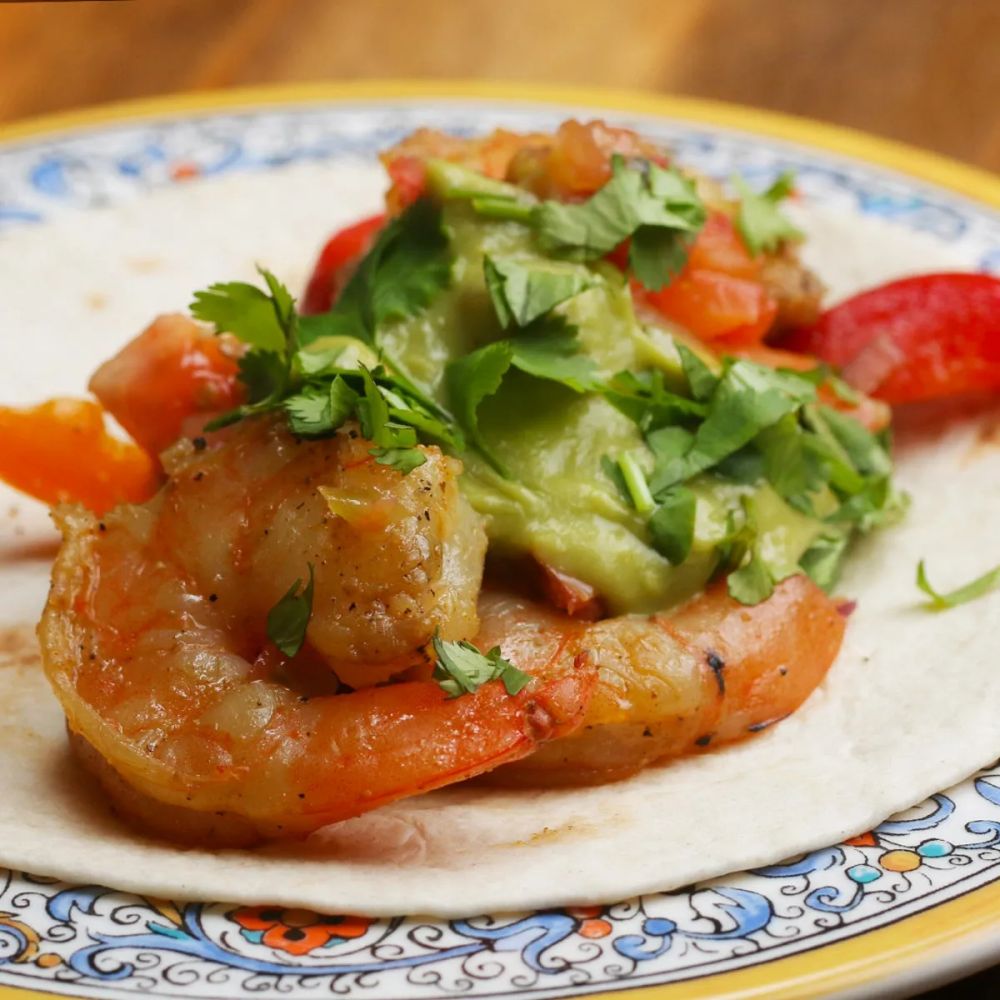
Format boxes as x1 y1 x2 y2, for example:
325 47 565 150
0 398 159 513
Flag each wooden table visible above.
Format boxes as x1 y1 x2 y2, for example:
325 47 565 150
0 0 997 172
0 0 997 996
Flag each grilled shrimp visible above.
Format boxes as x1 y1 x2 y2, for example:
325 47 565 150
476 575 845 786
38 417 594 845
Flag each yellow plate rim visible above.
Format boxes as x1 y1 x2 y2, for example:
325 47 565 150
0 79 998 1000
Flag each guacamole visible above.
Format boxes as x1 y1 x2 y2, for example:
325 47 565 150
379 205 824 613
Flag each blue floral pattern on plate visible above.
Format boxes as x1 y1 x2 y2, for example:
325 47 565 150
0 98 998 998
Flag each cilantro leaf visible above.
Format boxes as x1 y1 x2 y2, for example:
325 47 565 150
190 280 287 353
508 323 597 392
800 533 850 592
601 370 706 432
484 255 597 328
371 446 427 473
601 454 631 504
616 451 655 513
819 405 892 479
628 225 691 291
733 171 803 256
534 156 706 288
299 199 452 347
283 376 359 437
425 159 531 203
328 375 362 427
649 361 816 494
756 413 827 511
266 564 315 657
675 342 719 402
648 485 696 565
191 266 298 355
284 385 334 436
727 550 779 605
238 350 288 404
917 559 1000 611
445 327 596 471
445 341 513 473
828 476 909 532
431 630 532 698
721 496 799 605
646 425 695 465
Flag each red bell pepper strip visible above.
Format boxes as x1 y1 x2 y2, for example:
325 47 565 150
779 273 1000 405
301 213 387 315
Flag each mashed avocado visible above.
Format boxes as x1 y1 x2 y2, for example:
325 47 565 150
379 205 824 613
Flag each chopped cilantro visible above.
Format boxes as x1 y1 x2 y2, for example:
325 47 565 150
424 159 529 203
675 342 719 402
297 198 452 347
649 360 816 494
733 171 803 256
601 370 705 432
617 451 655 513
800 533 850 592
266 564 315 658
453 156 706 291
445 342 515 473
445 327 597 473
508 322 598 392
601 454 631 503
727 550 781 605
484 255 597 328
756 413 827 512
191 271 290 353
648 485 696 565
190 227 459 472
535 156 706 290
916 560 1000 610
371 446 427 473
724 498 798 605
431 630 532 698
284 385 335 437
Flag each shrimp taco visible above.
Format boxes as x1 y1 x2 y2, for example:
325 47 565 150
0 120 998 916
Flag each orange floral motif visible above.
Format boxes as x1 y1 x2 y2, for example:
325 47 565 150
230 906 372 957
567 905 612 939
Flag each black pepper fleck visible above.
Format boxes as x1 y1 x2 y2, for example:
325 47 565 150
192 436 207 451
695 734 713 747
706 651 726 695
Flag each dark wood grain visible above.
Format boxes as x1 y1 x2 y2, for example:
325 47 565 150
0 0 997 170
0 2 996 996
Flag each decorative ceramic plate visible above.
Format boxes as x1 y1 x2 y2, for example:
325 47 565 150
1 82 999 1000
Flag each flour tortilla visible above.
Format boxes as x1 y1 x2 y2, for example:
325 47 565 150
0 162 998 917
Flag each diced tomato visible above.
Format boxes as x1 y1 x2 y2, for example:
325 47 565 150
537 560 604 620
639 270 778 346
543 119 667 197
0 399 159 512
779 273 1000 405
301 212 387 315
88 314 242 457
685 212 758 279
631 211 778 346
